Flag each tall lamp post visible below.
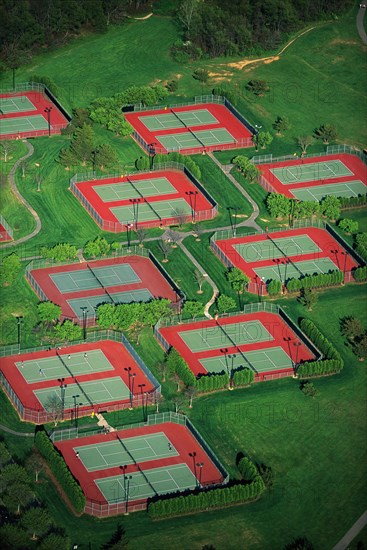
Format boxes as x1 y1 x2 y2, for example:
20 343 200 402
16 315 23 354
130 198 141 231
80 307 88 340
293 341 302 371
124 367 136 410
126 222 133 251
124 475 132 514
228 354 236 389
72 394 80 427
189 452 198 486
196 462 204 486
44 106 52 137
254 124 262 151
138 383 146 420
58 378 67 420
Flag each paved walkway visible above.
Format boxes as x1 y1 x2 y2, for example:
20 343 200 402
0 422 34 437
332 509 367 550
0 139 42 249
356 5 367 45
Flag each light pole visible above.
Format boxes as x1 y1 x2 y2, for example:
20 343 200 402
130 198 141 231
124 367 136 409
149 142 157 169
196 462 204 486
254 124 262 151
189 452 198 487
124 475 132 514
44 106 52 137
293 341 302 370
138 383 146 420
341 251 347 279
220 348 229 374
126 222 133 251
16 315 23 354
283 336 292 367
331 249 340 269
58 378 67 420
80 307 88 340
228 353 236 389
72 394 80 427
120 465 127 505
34 162 41 192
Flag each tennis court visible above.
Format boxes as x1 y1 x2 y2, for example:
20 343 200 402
271 160 352 184
16 349 113 384
50 264 140 294
0 95 36 114
67 289 153 318
75 432 178 472
234 234 321 262
93 177 177 202
157 128 236 151
96 463 197 503
179 320 273 353
139 108 218 131
34 376 130 409
111 197 192 223
254 257 338 282
0 114 49 135
291 180 367 201
200 346 293 374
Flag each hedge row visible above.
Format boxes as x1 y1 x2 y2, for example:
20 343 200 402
35 431 85 513
148 478 265 519
339 194 367 209
154 152 201 180
286 270 343 293
297 359 343 377
354 266 367 281
238 457 259 482
167 349 254 392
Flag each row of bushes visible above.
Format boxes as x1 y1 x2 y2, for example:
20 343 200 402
167 349 254 392
339 194 367 209
35 431 85 513
154 152 202 180
148 477 265 519
297 359 343 377
286 270 344 293
355 233 367 262
354 266 367 281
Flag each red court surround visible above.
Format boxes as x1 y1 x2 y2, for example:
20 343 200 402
159 311 316 380
258 153 367 198
0 224 12 242
213 227 360 285
0 91 69 139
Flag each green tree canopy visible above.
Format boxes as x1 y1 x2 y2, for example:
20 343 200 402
37 301 61 323
0 253 21 286
54 320 82 342
183 300 204 320
217 294 236 313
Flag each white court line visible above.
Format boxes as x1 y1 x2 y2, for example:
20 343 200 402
165 469 181 490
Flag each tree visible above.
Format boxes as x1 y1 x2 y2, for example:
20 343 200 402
96 303 115 329
194 269 206 293
158 239 172 261
266 193 291 218
246 79 270 96
314 123 338 144
70 124 95 165
178 0 200 38
183 300 204 320
338 218 359 234
59 147 77 169
217 294 236 313
84 240 101 258
0 442 12 468
1 481 34 514
0 524 30 549
136 227 147 246
26 452 44 483
192 68 209 85
0 140 16 162
172 394 185 413
226 268 249 293
296 135 313 155
301 381 319 398
172 373 182 393
156 360 168 383
37 301 61 324
0 253 21 286
340 316 364 341
320 195 341 220
268 279 282 296
255 131 273 149
353 334 367 361
20 507 53 540
173 207 188 227
185 385 197 408
299 288 318 311
284 536 314 550
93 143 118 170
44 394 64 426
39 534 71 550
54 320 82 343
273 116 290 136
102 522 129 550
232 155 259 182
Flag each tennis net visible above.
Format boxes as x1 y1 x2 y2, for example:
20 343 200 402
126 177 162 221
55 350 94 407
266 234 303 277
215 321 257 374
86 264 116 304
170 109 206 148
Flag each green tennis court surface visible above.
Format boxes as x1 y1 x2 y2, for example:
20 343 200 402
93 177 177 202
50 264 140 294
157 128 236 151
139 108 218 131
234 234 321 262
96 463 197 503
75 432 178 472
0 95 36 114
110 197 191 223
34 376 129 409
16 349 113 384
200 346 293 374
0 114 48 135
67 288 153 318
291 180 367 201
179 320 273 353
254 257 338 282
270 160 353 184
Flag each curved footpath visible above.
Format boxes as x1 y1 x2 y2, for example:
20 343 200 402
0 422 34 437
1 140 42 249
356 4 367 45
